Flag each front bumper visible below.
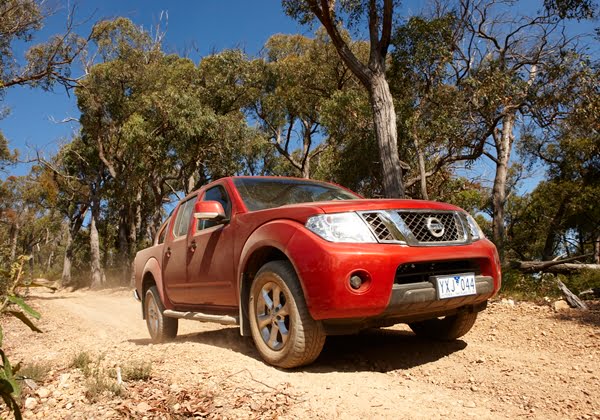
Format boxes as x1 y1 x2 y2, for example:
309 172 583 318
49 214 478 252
285 228 501 321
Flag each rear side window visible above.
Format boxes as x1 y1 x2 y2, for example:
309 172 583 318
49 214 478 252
172 197 196 237
157 217 170 244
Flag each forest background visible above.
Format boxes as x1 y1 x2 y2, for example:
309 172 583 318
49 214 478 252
0 0 599 298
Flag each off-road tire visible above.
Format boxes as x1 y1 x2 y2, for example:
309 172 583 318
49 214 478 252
409 311 478 341
249 260 325 368
144 286 178 343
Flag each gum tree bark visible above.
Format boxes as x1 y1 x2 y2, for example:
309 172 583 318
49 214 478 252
491 112 515 254
287 0 405 197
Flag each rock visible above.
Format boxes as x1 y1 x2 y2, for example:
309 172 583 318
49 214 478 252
59 373 70 388
36 387 51 399
501 298 515 306
136 401 152 413
65 402 73 410
23 378 38 390
25 397 38 410
553 300 570 312
464 401 477 408
476 357 486 364
470 385 479 392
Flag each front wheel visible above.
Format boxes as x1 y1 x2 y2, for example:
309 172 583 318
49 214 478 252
144 286 178 343
409 311 478 341
249 261 325 368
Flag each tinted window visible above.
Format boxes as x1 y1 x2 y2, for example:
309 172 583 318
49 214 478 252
173 198 196 237
199 186 231 230
157 218 170 244
233 178 359 211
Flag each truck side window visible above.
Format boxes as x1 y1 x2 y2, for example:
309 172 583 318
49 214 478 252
157 217 170 244
199 185 231 230
173 197 196 238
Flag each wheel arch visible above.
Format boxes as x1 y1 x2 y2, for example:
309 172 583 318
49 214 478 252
237 220 309 336
140 257 166 318
239 245 291 336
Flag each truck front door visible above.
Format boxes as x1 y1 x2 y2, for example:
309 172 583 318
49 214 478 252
162 196 196 304
185 184 236 308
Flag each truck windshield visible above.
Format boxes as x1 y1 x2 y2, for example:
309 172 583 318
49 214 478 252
233 178 360 211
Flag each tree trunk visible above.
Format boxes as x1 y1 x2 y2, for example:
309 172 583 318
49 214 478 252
414 137 429 200
118 208 131 282
90 197 104 289
9 221 19 262
410 108 429 200
368 73 405 198
62 228 73 286
491 112 515 257
542 196 569 260
595 233 600 264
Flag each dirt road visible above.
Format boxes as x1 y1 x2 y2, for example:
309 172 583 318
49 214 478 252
3 288 600 419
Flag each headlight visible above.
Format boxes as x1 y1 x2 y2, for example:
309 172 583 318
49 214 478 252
306 212 377 243
465 213 484 240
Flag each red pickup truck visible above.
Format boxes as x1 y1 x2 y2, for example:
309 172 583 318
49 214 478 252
134 176 501 368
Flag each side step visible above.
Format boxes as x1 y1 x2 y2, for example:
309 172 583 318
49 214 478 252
163 309 239 325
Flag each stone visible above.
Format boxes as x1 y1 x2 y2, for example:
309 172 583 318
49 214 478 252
59 373 70 388
553 300 570 312
25 397 38 410
501 298 515 306
36 387 51 398
136 401 152 413
463 401 477 408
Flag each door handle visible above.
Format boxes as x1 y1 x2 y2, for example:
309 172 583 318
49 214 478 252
189 240 197 253
165 247 172 258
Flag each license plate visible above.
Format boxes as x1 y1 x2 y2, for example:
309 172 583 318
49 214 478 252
434 273 477 299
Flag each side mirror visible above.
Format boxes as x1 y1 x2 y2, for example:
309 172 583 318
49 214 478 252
194 200 226 221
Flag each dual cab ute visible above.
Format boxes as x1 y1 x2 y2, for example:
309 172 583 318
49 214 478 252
134 177 501 368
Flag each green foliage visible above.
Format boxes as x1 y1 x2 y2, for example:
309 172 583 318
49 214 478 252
544 0 598 19
70 352 123 400
121 360 152 381
0 256 43 419
500 270 562 300
17 361 50 383
71 351 93 374
562 270 600 297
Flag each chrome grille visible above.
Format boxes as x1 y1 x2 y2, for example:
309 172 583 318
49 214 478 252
397 211 463 243
362 212 394 241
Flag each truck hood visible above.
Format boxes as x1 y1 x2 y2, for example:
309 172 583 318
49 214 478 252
280 199 463 214
236 199 464 229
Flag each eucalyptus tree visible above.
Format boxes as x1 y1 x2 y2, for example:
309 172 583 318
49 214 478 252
283 0 406 197
390 13 485 200
77 19 257 282
516 63 600 262
446 0 590 255
249 31 363 178
0 0 89 92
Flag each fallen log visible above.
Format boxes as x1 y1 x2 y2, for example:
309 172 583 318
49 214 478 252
511 254 599 274
556 279 588 310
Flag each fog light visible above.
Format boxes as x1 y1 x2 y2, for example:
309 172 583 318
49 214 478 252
349 275 363 290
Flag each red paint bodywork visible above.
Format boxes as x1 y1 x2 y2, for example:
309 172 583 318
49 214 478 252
134 177 501 324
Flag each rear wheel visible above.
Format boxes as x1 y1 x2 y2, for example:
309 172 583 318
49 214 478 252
144 286 178 343
409 311 478 341
249 261 325 368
